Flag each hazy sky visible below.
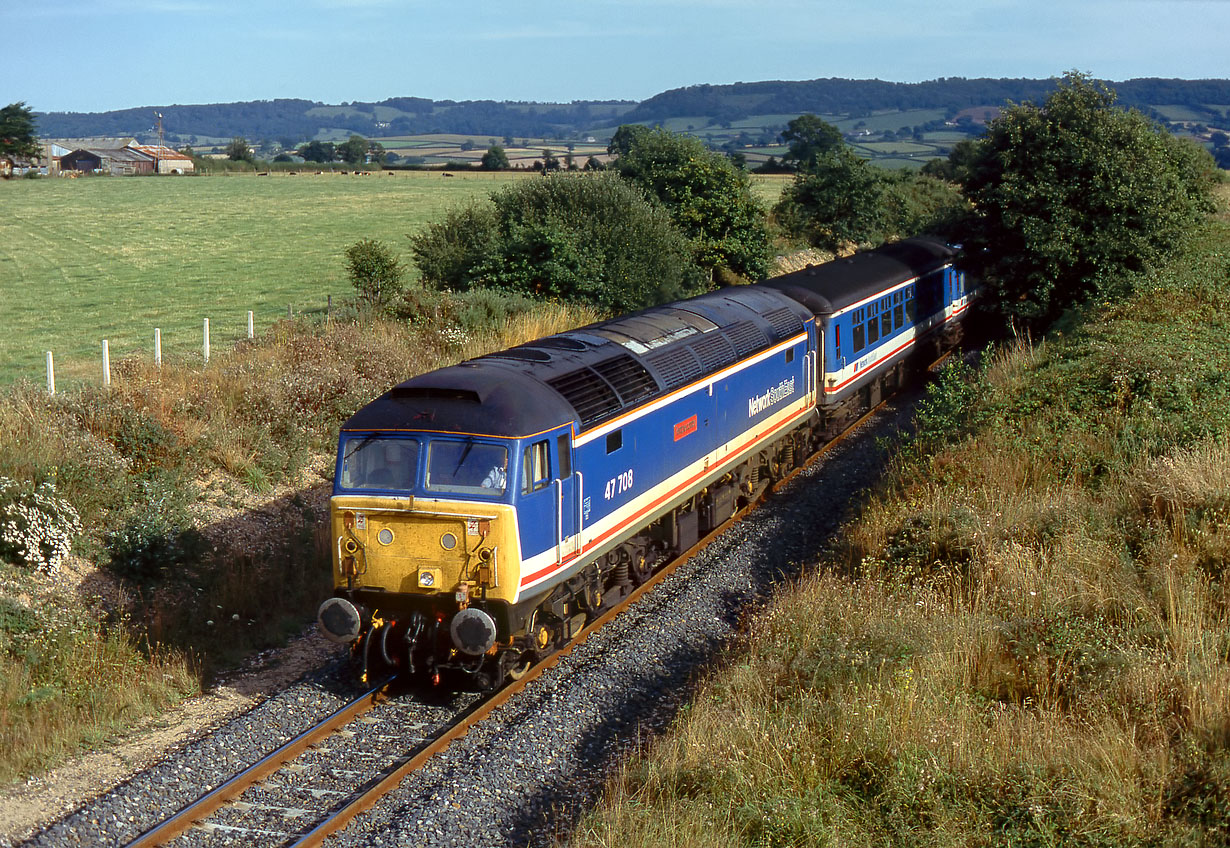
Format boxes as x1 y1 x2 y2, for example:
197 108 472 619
6 0 1230 114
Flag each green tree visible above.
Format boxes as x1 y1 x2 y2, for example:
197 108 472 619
338 134 369 165
344 239 405 310
773 147 886 252
780 113 844 171
606 123 651 157
226 137 253 162
962 72 1220 324
298 140 336 163
480 146 510 170
610 126 772 281
0 102 39 160
410 173 705 313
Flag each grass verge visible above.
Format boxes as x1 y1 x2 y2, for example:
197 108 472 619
572 189 1230 846
0 291 600 784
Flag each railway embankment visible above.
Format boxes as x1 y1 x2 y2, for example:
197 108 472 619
571 186 1230 846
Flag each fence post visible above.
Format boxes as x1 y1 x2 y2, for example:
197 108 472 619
102 339 110 387
247 310 254 339
154 328 162 367
46 351 55 395
203 318 210 364
287 303 293 319
327 294 332 323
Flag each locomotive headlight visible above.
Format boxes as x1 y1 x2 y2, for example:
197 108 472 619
377 528 394 546
418 568 441 589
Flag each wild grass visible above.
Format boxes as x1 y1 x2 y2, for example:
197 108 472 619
572 189 1230 846
0 292 599 784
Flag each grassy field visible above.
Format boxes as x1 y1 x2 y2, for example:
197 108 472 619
0 170 791 387
0 171 527 385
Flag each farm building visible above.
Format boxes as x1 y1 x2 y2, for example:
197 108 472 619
61 146 155 176
129 144 195 174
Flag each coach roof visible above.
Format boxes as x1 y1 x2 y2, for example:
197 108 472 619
758 236 957 317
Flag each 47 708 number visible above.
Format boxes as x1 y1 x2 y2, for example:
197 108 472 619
604 469 633 500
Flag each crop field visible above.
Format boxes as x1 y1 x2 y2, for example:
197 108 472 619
0 171 526 386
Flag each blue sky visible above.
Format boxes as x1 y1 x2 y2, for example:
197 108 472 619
5 0 1230 114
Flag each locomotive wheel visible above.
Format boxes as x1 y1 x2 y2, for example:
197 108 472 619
629 554 653 585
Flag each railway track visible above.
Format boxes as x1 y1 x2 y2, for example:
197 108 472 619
119 389 899 848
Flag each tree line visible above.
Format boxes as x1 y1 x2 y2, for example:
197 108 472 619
352 73 1219 337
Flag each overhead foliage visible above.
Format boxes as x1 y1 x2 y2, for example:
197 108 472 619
409 172 706 313
610 126 772 282
961 72 1220 325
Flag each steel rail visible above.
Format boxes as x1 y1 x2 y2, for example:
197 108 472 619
125 677 394 848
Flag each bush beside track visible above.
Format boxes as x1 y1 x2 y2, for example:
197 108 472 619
572 186 1230 846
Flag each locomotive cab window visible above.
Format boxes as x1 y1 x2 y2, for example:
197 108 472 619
522 440 551 494
425 439 509 495
556 434 572 478
339 436 419 491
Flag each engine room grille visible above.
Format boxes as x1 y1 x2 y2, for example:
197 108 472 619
591 354 658 406
546 370 622 428
764 307 805 340
645 348 702 390
690 334 736 372
726 321 768 357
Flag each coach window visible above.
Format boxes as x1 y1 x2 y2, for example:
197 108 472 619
606 430 622 454
556 434 572 478
905 286 916 323
852 309 865 353
867 310 880 345
522 440 551 494
893 291 904 330
881 306 892 337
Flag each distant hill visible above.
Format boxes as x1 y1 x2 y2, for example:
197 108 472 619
33 76 1230 152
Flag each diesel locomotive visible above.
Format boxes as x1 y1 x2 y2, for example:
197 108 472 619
316 236 977 686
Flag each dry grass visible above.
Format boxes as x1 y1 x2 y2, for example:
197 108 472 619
0 296 601 785
573 199 1230 847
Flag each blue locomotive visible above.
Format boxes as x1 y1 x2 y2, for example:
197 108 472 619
316 236 976 686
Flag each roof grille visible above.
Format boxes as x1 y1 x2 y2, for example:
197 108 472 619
690 334 736 372
726 321 768 357
546 370 621 428
592 354 658 405
645 348 703 390
764 307 805 340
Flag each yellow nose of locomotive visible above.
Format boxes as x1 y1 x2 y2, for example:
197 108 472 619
329 495 518 604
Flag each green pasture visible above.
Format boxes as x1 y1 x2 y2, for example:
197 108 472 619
1152 104 1213 122
0 171 525 386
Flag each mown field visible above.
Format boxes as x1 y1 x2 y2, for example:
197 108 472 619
0 171 791 387
0 171 527 385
